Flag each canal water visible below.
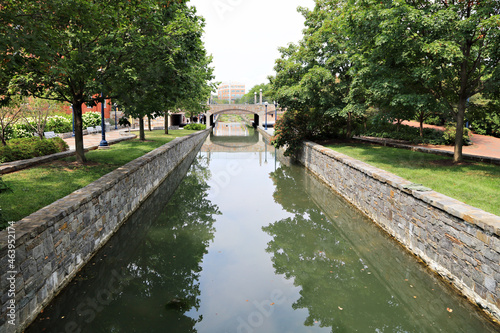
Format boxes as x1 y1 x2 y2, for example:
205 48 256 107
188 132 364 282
26 132 498 332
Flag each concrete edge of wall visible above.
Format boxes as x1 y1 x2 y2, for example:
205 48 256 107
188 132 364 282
257 128 499 323
0 129 210 333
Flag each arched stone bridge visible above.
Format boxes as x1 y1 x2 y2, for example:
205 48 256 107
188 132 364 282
206 104 277 127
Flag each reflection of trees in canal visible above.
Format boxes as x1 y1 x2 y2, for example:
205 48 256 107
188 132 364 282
26 151 221 333
265 164 497 333
122 157 221 332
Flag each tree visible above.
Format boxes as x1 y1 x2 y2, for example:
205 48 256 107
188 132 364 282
20 98 62 139
239 83 272 104
0 97 24 145
346 0 500 162
6 0 197 162
113 2 214 140
270 0 366 157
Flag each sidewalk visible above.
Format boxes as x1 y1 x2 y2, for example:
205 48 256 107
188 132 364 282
401 120 500 160
63 129 135 150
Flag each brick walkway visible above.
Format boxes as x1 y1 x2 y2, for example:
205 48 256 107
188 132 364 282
63 129 134 150
402 120 500 159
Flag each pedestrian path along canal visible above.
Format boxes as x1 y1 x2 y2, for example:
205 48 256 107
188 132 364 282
27 132 498 332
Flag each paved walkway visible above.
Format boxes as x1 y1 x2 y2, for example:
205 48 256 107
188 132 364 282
63 129 135 150
401 120 500 159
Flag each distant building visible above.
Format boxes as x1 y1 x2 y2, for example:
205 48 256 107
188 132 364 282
63 99 114 119
217 82 245 102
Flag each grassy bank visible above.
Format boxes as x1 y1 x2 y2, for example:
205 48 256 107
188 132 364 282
324 142 500 216
0 130 194 226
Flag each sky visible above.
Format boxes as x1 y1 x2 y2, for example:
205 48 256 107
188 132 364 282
188 0 315 92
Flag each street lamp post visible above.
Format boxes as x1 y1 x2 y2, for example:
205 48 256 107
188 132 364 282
274 101 278 126
99 93 109 147
254 92 257 104
114 103 118 130
265 102 268 130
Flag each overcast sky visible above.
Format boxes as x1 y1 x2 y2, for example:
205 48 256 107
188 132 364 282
188 0 315 92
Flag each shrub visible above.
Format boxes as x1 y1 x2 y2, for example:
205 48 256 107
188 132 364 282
12 122 35 139
0 137 69 163
82 112 102 128
443 123 472 145
46 115 72 133
184 123 206 130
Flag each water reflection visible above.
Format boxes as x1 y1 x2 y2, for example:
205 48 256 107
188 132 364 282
265 163 498 332
26 150 220 333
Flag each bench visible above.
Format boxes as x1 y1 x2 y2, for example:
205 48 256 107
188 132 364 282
95 126 102 133
44 131 57 139
87 127 96 134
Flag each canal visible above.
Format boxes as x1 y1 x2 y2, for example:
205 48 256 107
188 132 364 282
26 131 498 332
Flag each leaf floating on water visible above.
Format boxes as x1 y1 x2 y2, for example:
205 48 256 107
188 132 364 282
447 308 453 313
270 303 275 306
413 296 417 299
338 307 343 310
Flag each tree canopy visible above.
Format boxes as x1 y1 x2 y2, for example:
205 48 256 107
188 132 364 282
2 0 214 162
271 0 500 162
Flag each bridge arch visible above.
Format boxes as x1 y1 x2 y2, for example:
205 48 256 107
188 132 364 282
206 104 276 128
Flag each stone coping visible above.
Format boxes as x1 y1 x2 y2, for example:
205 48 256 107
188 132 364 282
304 140 500 236
0 135 136 175
355 136 500 165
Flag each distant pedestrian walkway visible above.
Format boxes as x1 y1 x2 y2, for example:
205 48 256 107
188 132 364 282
401 120 500 160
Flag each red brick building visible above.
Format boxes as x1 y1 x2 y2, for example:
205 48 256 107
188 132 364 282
63 99 113 119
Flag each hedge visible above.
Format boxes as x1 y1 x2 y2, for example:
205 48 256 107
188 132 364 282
0 137 69 163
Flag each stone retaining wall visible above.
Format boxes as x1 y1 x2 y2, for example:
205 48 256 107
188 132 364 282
0 129 210 333
296 140 500 322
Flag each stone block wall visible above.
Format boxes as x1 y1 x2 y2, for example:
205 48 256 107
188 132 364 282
297 140 500 322
0 129 209 333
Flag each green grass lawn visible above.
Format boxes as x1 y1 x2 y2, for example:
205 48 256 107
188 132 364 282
0 130 194 224
324 142 500 216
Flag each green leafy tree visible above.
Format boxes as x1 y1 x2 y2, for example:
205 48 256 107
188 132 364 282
6 0 197 162
20 98 63 139
0 98 24 145
114 3 214 140
240 83 273 104
270 0 365 156
346 0 500 162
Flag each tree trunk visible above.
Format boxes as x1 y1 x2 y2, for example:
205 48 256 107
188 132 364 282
454 97 466 163
139 117 145 141
419 114 424 137
346 112 352 138
73 102 86 163
1 131 6 146
164 112 169 135
148 117 152 131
